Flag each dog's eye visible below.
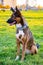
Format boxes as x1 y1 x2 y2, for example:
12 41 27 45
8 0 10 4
12 14 16 18
13 15 15 17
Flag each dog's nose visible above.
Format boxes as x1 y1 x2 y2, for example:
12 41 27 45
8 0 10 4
7 18 14 24
7 18 12 23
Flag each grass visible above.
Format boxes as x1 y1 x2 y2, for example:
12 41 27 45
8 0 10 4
0 10 43 65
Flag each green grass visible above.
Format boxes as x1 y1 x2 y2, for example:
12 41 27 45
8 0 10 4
0 10 43 65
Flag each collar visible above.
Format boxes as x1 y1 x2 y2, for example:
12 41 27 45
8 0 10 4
16 23 28 30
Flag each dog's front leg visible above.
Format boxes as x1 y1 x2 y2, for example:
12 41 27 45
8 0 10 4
21 38 29 61
15 39 20 61
21 43 25 61
21 36 27 61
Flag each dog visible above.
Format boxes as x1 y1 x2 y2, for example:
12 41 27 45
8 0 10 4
7 7 38 61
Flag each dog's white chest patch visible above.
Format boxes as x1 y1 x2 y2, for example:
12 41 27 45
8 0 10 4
16 23 22 28
19 30 24 35
16 23 24 39
16 30 24 39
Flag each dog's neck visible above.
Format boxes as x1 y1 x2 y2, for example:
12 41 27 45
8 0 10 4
16 17 28 29
19 16 25 26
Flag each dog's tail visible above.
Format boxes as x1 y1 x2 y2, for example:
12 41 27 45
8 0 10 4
36 43 40 49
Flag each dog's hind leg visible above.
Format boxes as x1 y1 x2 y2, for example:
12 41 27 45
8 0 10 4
30 45 38 55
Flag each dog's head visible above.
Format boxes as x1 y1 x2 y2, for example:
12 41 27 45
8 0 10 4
7 7 24 26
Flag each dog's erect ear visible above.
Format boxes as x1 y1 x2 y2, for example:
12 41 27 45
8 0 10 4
15 6 21 16
10 7 15 12
15 6 19 11
16 6 18 10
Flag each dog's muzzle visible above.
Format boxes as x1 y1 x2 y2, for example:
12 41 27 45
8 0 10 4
7 18 17 24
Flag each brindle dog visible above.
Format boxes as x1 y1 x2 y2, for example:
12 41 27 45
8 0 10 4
7 7 38 61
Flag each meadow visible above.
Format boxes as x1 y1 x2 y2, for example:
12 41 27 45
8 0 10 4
0 10 43 65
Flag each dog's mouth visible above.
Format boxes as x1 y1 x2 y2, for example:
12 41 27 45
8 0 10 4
7 18 17 25
10 21 17 26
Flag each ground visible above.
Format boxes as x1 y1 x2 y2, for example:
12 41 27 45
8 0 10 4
0 10 43 65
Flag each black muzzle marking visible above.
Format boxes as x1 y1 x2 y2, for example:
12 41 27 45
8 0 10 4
7 18 17 24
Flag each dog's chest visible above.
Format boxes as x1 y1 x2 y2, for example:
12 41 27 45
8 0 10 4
16 23 23 33
16 24 24 38
16 23 28 34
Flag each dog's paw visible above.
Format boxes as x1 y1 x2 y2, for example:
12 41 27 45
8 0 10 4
15 56 19 61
